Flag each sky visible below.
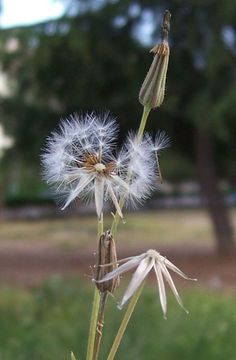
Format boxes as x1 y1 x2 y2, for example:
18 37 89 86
0 0 66 28
0 0 153 45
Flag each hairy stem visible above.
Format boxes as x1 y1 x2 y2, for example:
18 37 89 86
107 283 144 360
86 217 104 360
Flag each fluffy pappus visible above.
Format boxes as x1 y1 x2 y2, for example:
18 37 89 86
41 112 161 219
151 130 171 183
114 133 156 209
153 130 171 152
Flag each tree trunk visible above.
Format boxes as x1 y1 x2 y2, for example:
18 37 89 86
195 129 235 254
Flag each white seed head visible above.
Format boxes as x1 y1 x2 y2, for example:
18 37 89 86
41 112 159 218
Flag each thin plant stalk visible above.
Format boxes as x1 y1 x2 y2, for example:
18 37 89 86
137 105 151 142
86 217 104 360
88 105 151 359
111 105 152 236
93 292 109 360
107 283 145 360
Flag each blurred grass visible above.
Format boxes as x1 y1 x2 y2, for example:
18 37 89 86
0 277 235 360
0 209 235 249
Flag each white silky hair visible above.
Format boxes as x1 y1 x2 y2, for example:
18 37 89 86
42 112 116 182
114 132 156 208
41 112 168 215
153 130 171 151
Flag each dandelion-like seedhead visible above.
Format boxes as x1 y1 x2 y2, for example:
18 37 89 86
41 112 169 218
96 249 197 318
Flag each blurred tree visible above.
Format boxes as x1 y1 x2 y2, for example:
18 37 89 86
165 0 236 253
0 1 146 159
0 0 235 252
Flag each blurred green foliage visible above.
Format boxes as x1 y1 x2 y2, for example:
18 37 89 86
0 0 236 199
0 278 235 359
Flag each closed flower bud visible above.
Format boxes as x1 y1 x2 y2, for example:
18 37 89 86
139 10 171 109
95 230 119 294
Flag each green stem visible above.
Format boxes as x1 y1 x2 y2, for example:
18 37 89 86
111 105 152 236
137 105 151 142
110 201 124 237
107 283 144 360
86 289 100 360
107 106 151 357
86 217 104 360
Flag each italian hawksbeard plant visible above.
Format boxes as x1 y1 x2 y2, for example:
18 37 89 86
42 11 196 360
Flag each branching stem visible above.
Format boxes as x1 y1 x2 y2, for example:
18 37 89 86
88 105 151 360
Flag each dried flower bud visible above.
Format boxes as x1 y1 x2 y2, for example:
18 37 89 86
139 10 171 109
95 230 119 294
